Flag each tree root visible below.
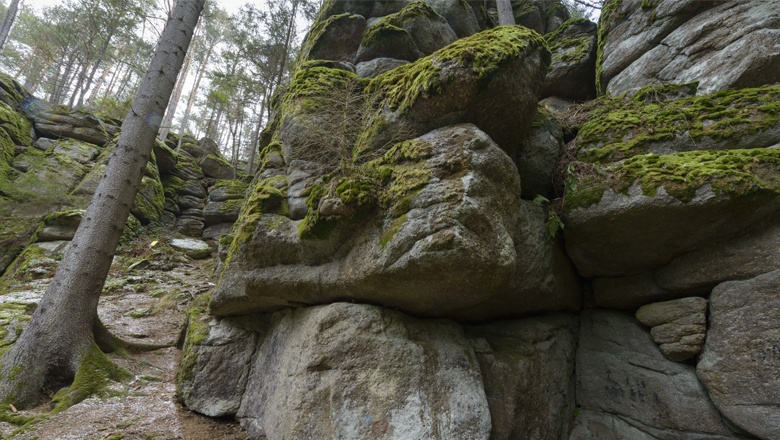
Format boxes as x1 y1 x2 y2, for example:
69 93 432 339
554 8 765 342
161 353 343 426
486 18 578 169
93 317 174 353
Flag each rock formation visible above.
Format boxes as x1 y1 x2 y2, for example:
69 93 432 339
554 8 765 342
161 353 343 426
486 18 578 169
1 0 779 438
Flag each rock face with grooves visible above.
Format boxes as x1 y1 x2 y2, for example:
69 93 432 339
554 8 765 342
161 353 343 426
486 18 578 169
236 303 491 440
576 310 740 439
541 18 597 101
599 0 780 96
698 270 780 440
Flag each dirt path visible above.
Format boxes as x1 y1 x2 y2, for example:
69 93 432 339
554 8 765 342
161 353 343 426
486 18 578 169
2 257 249 440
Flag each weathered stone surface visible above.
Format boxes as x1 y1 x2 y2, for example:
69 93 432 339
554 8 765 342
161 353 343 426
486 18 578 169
355 23 424 64
199 154 235 180
32 137 54 151
698 270 780 440
153 138 178 172
355 58 410 78
170 238 211 259
131 175 165 224
545 1 570 34
27 103 121 146
540 96 575 113
569 410 656 440
464 313 577 440
208 180 249 202
178 315 265 417
170 153 206 181
563 149 780 278
593 222 780 309
15 152 86 197
175 215 205 237
179 195 205 210
48 138 100 165
202 223 233 241
395 2 457 56
198 137 220 156
213 124 522 320
596 0 719 95
448 200 581 321
236 303 491 440
181 180 206 198
302 13 367 64
511 107 563 199
363 26 550 155
605 0 780 97
541 18 597 101
203 200 241 226
636 297 706 361
576 310 738 438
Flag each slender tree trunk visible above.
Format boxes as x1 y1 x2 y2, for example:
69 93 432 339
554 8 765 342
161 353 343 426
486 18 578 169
54 54 77 104
175 36 213 151
246 90 267 174
0 0 205 411
196 98 211 138
497 0 516 26
273 0 298 97
77 28 115 109
158 14 202 141
0 0 21 51
105 61 126 100
68 60 92 109
48 58 64 102
115 67 134 98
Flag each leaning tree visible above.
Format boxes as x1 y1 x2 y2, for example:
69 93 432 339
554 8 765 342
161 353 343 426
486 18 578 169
0 0 206 410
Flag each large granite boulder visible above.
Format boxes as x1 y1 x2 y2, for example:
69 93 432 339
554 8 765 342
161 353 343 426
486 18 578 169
212 124 522 319
360 25 551 155
447 200 581 321
188 303 491 440
464 313 577 440
300 13 367 64
698 270 780 440
563 148 780 278
575 310 741 439
355 19 424 64
598 0 780 96
376 1 458 56
355 58 410 78
541 18 597 101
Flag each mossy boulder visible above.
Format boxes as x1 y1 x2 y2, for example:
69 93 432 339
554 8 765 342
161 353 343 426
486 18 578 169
0 100 33 146
5 150 86 212
369 0 481 39
540 18 598 101
26 101 121 146
362 25 551 154
299 13 367 64
355 20 425 64
153 138 178 172
131 176 165 224
575 85 780 164
511 0 546 35
364 1 458 59
562 148 780 278
545 1 570 34
170 152 205 180
211 124 524 320
46 138 101 165
199 154 235 180
0 73 31 108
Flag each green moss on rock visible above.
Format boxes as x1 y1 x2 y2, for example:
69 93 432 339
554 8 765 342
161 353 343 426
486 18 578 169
576 85 780 163
565 148 780 210
595 0 624 95
545 18 592 64
366 25 551 116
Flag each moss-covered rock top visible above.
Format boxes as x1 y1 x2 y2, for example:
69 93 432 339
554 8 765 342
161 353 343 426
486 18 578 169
545 18 593 64
565 148 780 210
366 25 550 116
362 1 438 48
575 85 780 163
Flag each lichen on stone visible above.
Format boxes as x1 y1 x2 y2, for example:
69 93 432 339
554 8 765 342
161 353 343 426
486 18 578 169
545 18 592 64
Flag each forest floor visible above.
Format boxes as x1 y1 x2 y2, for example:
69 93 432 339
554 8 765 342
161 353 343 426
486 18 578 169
0 235 248 440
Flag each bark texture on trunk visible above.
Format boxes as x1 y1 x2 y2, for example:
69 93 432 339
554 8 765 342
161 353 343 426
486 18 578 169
0 0 206 410
0 0 21 51
497 0 516 26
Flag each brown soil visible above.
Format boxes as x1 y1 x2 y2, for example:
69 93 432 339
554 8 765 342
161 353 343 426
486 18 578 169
6 259 249 440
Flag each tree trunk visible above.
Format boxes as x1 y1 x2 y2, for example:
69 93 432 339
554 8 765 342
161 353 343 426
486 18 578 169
497 0 516 26
158 13 202 142
54 54 77 104
77 28 115 109
0 0 21 51
175 36 214 151
273 0 299 96
68 60 92 109
0 0 205 411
